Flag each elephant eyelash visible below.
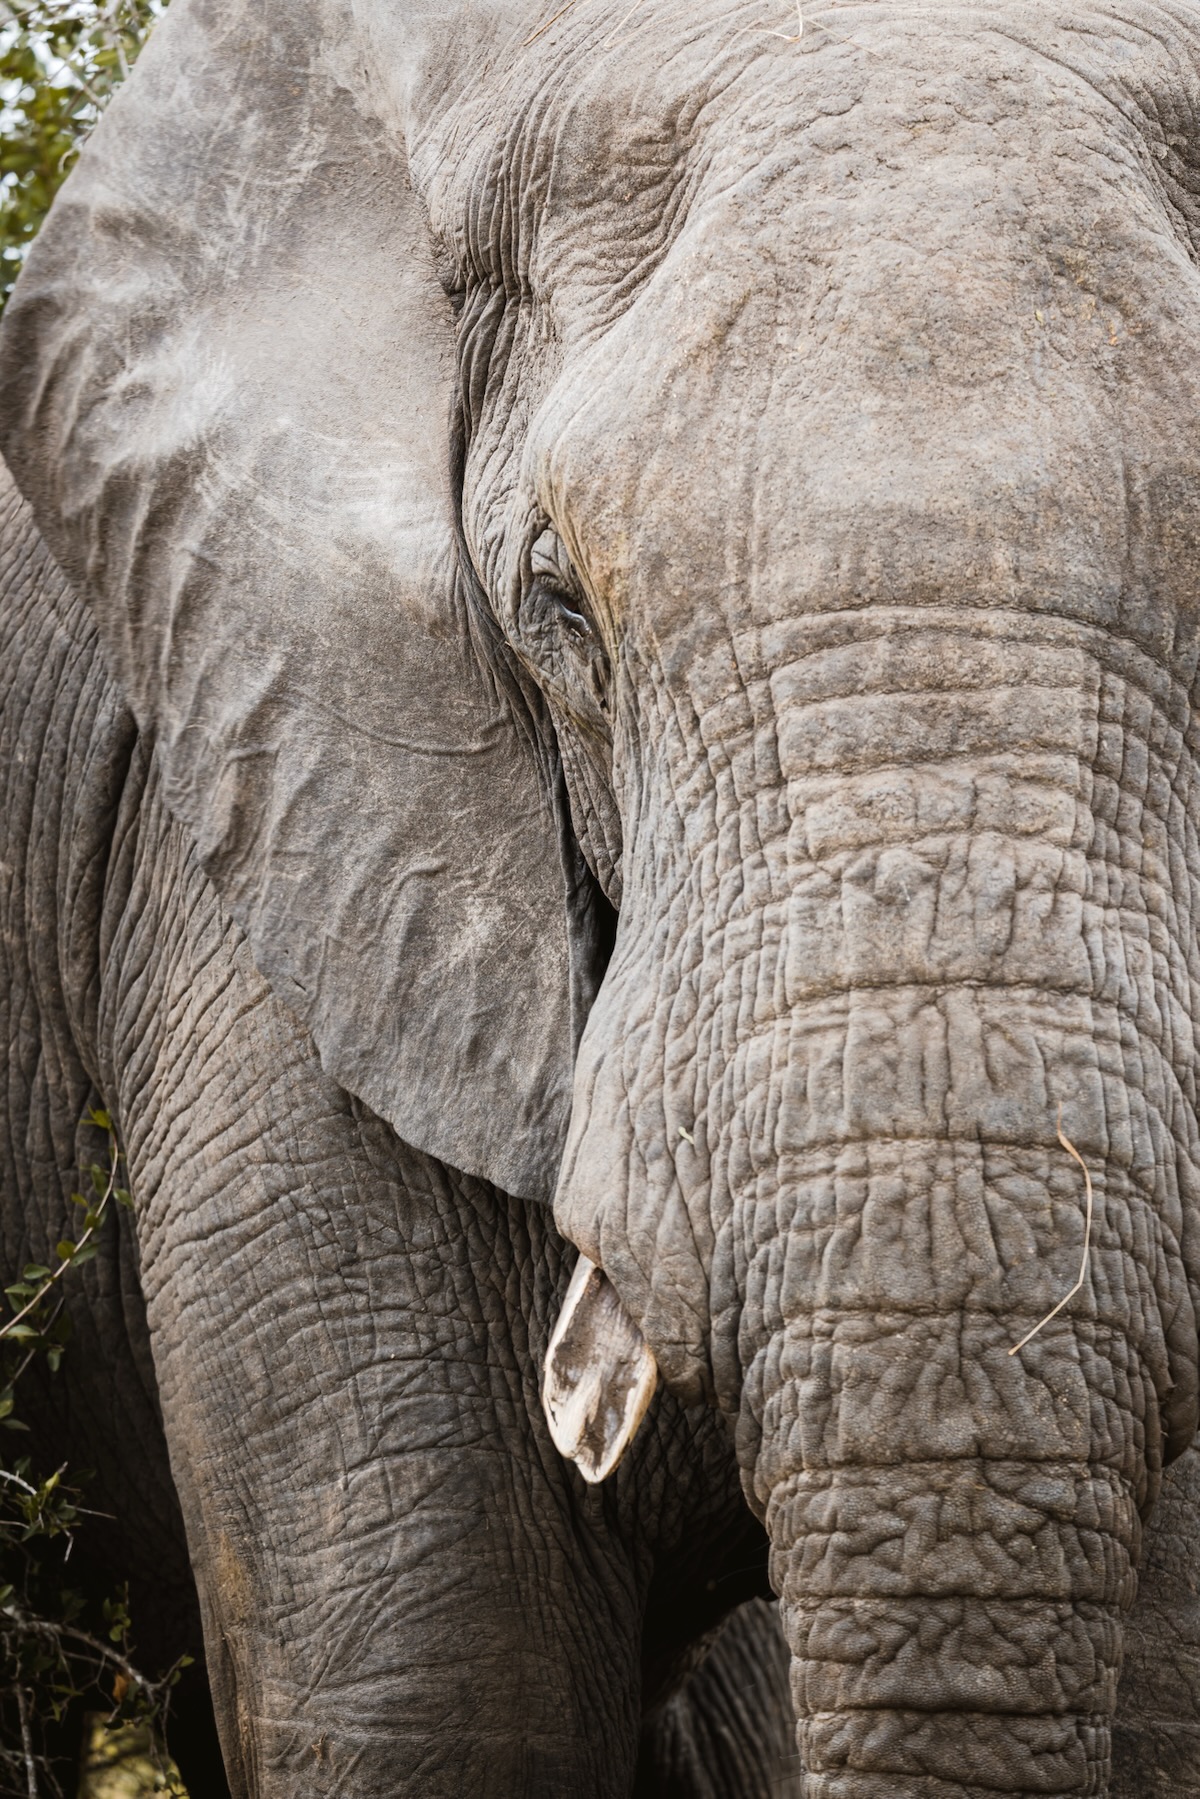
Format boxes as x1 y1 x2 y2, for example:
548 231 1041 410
528 527 597 640
522 528 612 721
539 585 594 638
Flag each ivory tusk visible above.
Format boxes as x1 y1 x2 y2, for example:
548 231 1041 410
542 1254 658 1484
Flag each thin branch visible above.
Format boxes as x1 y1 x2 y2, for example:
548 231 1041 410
1009 1105 1095 1356
17 1620 159 1700
2 1124 119 1341
99 1 131 79
16 1685 37 1799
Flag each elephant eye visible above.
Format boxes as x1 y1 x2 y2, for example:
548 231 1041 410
529 527 595 640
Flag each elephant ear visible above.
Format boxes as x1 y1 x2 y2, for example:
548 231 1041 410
0 0 605 1204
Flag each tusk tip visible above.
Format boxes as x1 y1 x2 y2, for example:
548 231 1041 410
542 1254 658 1483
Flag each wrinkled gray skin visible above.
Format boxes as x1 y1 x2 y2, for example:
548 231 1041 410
2 0 1200 1794
0 470 796 1795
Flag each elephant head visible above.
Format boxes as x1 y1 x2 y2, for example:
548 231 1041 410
4 0 1200 1791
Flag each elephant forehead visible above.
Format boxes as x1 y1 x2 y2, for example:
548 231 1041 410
408 0 1200 301
522 144 1200 678
417 0 1200 657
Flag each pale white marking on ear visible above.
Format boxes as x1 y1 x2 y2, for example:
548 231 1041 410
542 1254 657 1484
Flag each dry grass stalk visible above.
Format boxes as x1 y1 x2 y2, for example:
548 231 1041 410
602 0 647 45
767 0 804 38
1008 1105 1095 1356
522 0 581 46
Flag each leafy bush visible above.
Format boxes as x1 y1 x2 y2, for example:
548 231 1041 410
1 1116 188 1796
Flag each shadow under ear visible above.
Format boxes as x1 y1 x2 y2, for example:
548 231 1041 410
0 0 608 1204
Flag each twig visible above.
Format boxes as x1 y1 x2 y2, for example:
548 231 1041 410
1009 1105 1094 1355
16 1685 36 1799
1 1120 120 1341
6 1296 67 1392
27 1621 158 1697
98 0 130 80
730 2 885 60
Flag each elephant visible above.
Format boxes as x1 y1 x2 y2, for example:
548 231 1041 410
3 0 1200 1793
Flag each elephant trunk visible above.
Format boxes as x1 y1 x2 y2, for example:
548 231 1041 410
767 1449 1125 1795
723 611 1196 1792
734 1097 1155 1794
556 613 1200 1789
751 1293 1135 1797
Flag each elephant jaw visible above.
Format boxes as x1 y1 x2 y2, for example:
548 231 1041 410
542 1254 657 1483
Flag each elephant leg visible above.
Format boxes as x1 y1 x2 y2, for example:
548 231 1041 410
0 479 227 1795
101 769 687 1799
634 1599 801 1799
1110 1441 1200 1799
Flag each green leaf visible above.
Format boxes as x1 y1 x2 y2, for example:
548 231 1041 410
22 1263 52 1282
4 1323 40 1341
88 1107 113 1130
56 1239 76 1261
70 1241 99 1265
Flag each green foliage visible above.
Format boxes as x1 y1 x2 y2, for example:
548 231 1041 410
0 1111 189 1798
0 0 166 311
81 1715 187 1798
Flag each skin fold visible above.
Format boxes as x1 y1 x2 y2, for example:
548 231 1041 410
1 1 1200 1795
